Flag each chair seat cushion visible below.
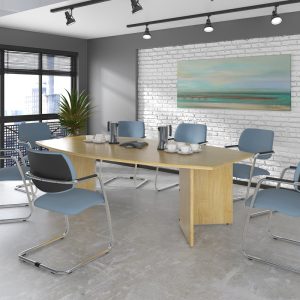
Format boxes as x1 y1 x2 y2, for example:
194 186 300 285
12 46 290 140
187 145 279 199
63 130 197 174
246 189 300 217
34 188 105 215
233 163 270 180
0 165 29 181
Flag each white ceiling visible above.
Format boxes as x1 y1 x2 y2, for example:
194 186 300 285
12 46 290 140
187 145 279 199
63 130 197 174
0 0 299 39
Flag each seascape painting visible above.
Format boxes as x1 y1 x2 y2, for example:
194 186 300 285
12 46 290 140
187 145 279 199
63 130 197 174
177 55 291 111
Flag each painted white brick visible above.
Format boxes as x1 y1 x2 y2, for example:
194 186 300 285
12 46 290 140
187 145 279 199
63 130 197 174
138 35 300 177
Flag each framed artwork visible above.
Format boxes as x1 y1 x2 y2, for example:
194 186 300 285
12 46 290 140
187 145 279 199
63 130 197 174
177 54 291 111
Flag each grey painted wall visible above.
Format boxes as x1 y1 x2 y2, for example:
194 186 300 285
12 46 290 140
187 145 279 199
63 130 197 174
0 27 87 91
87 11 300 133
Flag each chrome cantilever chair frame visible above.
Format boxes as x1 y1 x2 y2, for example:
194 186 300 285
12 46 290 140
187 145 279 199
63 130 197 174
0 148 34 224
243 176 300 274
225 145 274 203
155 123 207 192
101 120 148 189
101 162 148 189
18 173 113 275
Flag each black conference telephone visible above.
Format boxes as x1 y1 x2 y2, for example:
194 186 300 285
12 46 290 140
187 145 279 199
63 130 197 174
120 141 148 149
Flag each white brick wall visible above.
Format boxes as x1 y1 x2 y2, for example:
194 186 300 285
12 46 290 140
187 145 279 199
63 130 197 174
138 35 300 177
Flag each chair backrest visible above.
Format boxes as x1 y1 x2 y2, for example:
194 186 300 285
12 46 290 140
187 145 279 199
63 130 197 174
294 163 300 192
174 123 207 144
19 123 52 148
238 128 274 159
27 149 76 193
118 121 145 138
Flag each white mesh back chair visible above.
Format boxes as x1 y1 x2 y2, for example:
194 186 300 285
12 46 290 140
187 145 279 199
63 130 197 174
155 123 207 191
243 163 300 274
225 128 274 201
0 148 33 223
101 121 148 189
19 149 113 275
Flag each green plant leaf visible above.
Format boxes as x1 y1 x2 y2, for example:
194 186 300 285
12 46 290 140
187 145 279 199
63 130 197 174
58 89 93 135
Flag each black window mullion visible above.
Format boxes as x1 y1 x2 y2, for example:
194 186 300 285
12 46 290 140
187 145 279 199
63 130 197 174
71 54 77 91
39 53 42 116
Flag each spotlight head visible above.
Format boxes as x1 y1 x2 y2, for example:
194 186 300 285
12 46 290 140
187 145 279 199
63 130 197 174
65 9 75 26
131 0 143 14
204 16 214 33
143 25 151 40
271 6 282 25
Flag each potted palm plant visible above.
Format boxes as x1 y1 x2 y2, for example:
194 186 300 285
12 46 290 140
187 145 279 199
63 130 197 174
58 90 92 136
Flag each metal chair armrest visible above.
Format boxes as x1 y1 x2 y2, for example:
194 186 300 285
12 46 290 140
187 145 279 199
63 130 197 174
249 177 300 208
26 172 76 185
18 139 31 148
76 174 98 182
258 150 274 155
225 144 238 149
265 176 295 184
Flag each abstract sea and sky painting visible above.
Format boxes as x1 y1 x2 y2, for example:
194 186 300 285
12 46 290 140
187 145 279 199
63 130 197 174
177 55 291 110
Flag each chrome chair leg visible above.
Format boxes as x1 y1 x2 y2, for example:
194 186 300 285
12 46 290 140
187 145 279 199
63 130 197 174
19 208 113 275
266 211 300 245
0 163 34 224
100 160 148 189
242 209 300 274
154 167 179 192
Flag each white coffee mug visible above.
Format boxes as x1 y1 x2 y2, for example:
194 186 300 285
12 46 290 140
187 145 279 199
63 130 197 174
176 142 186 148
180 145 191 153
85 135 94 141
166 143 177 152
190 144 200 152
95 133 105 142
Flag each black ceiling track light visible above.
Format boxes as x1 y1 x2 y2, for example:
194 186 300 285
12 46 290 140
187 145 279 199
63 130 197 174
131 0 143 14
50 0 111 25
271 6 283 25
143 24 151 39
204 16 213 33
127 0 300 38
65 9 75 26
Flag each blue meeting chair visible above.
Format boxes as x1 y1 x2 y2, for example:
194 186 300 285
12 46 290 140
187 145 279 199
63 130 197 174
19 149 113 275
18 122 53 149
101 121 148 189
155 123 207 191
225 128 274 201
243 163 300 274
16 122 53 193
0 148 33 223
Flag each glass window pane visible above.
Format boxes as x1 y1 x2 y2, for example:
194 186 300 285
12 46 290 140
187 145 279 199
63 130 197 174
42 76 71 114
4 74 39 116
42 55 72 72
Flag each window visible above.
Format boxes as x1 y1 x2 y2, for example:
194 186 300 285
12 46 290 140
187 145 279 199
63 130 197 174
0 46 77 167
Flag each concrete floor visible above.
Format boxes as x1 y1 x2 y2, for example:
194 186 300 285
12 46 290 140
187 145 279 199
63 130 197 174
0 165 300 300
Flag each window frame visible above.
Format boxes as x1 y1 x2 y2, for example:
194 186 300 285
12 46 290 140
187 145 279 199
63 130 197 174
0 44 77 154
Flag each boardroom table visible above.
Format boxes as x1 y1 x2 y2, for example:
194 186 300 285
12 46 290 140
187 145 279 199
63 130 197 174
37 136 251 247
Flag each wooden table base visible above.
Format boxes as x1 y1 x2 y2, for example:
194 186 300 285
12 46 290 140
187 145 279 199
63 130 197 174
179 164 233 247
65 154 96 190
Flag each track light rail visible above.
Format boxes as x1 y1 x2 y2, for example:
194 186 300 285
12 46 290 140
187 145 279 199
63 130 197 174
127 0 300 28
50 0 110 13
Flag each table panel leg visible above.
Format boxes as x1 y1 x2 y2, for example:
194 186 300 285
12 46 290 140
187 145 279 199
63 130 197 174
194 164 233 225
179 169 195 247
179 164 233 247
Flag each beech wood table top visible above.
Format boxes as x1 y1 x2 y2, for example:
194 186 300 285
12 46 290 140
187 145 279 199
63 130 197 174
37 136 252 170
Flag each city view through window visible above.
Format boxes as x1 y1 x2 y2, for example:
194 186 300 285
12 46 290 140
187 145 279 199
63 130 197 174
0 47 76 167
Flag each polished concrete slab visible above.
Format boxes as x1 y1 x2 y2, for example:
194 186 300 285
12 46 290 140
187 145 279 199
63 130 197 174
0 165 300 300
